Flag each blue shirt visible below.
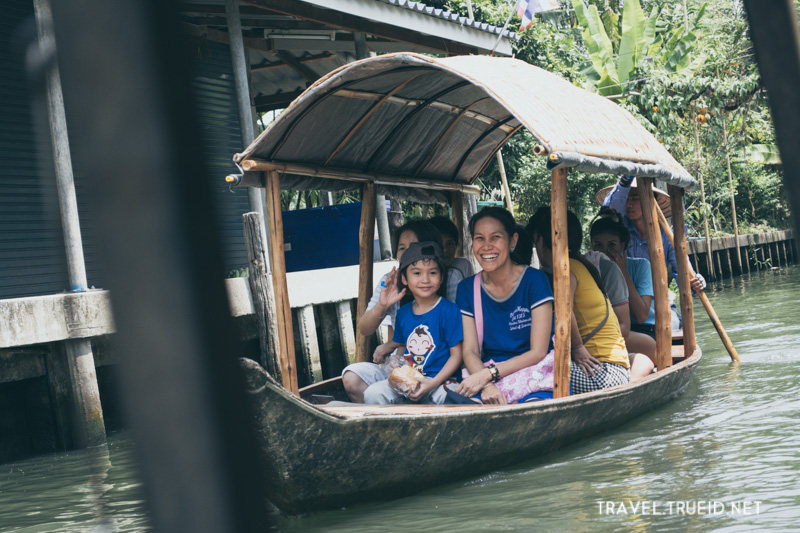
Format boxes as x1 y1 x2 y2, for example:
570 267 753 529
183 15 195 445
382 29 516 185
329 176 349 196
392 297 463 380
456 267 554 363
627 257 655 325
603 181 679 283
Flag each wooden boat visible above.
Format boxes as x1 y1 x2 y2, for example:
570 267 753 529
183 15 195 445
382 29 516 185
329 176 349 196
228 53 703 515
241 347 699 515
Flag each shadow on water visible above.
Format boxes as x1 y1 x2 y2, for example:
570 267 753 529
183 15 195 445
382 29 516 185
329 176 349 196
1 267 799 532
0 433 148 532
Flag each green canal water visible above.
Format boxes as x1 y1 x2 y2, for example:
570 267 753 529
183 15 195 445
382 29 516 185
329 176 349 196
2 266 799 532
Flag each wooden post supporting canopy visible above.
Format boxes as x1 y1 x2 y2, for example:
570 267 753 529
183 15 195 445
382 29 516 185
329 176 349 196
264 170 299 394
668 186 696 358
356 182 377 363
551 167 571 398
637 178 671 370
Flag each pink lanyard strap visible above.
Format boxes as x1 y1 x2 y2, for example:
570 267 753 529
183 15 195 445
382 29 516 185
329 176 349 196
473 274 483 351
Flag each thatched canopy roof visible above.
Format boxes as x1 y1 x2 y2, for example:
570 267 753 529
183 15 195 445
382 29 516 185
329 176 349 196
235 53 696 202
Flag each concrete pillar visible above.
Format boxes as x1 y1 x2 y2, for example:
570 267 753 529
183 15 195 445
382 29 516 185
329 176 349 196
34 0 105 447
225 0 268 239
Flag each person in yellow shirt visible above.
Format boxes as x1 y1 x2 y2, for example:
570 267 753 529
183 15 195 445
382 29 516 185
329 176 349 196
527 207 649 393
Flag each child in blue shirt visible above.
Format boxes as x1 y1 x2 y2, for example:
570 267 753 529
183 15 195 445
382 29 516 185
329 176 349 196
363 242 463 405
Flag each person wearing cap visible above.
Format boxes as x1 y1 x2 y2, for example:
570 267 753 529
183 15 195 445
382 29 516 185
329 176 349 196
361 241 464 404
343 219 465 403
599 177 706 299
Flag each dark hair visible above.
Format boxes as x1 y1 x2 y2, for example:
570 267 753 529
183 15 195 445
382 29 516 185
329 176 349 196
398 243 448 302
428 216 459 245
391 219 444 258
526 206 607 295
514 224 534 266
468 207 526 265
589 207 630 249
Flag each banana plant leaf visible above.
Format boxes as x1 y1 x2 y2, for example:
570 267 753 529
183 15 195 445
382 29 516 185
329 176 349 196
572 0 619 87
740 144 782 165
662 28 697 72
618 0 646 84
644 6 659 48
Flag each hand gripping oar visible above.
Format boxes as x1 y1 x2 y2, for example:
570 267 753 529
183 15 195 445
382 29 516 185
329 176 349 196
656 206 741 362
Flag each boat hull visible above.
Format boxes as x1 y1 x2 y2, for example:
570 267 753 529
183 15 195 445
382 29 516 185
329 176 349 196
240 349 701 515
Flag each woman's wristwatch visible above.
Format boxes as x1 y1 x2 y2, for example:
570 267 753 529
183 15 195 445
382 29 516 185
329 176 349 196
487 363 500 383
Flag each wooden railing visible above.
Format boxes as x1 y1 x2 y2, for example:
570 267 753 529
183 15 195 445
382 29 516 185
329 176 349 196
225 261 395 387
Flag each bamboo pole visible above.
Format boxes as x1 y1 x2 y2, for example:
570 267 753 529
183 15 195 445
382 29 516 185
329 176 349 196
656 206 741 362
496 151 514 215
637 178 672 370
692 102 715 280
264 171 299 394
720 106 743 274
356 182 377 363
551 167 571 398
668 186 696 358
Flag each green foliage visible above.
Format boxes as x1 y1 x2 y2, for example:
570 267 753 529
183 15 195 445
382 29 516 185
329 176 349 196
569 0 705 96
225 267 249 279
427 0 790 237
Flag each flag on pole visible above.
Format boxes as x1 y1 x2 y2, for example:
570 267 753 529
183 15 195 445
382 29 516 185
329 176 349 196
517 0 561 30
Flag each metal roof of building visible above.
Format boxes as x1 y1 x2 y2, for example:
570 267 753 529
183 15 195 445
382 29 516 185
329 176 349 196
179 0 519 111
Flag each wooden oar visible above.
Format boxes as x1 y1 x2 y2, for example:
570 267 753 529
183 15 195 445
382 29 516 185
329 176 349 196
656 206 741 362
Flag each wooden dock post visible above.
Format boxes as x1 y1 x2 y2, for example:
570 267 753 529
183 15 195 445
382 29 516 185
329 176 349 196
669 186 696 358
338 300 357 364
242 212 282 379
296 305 323 383
264 170 299 394
725 247 733 278
317 303 347 377
638 178 671 370
550 167 571 398
746 235 753 274
355 183 377 363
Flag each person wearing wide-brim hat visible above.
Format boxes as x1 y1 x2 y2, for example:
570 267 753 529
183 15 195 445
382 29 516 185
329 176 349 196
596 176 706 299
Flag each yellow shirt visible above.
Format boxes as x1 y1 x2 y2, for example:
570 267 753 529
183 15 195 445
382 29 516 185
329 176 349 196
570 259 629 368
